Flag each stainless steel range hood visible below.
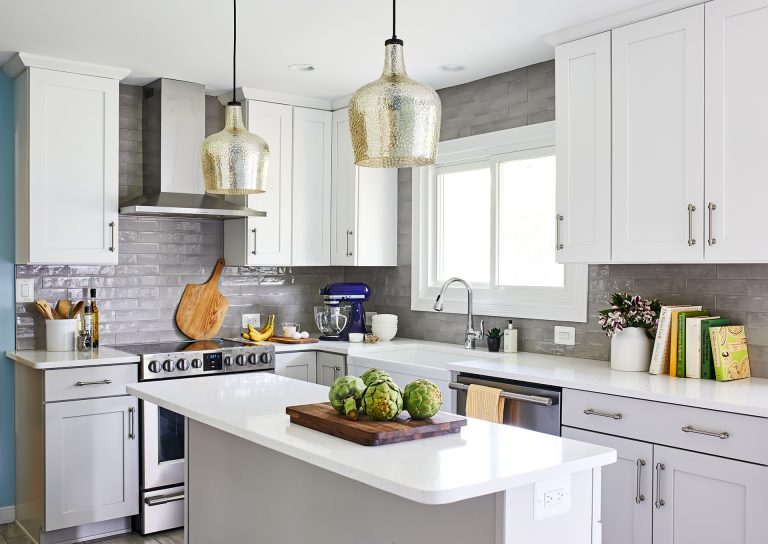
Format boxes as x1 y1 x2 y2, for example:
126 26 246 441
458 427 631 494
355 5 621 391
119 78 265 219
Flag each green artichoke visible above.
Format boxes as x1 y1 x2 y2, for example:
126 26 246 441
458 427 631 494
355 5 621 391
361 379 403 421
360 368 394 387
329 376 366 420
403 379 443 419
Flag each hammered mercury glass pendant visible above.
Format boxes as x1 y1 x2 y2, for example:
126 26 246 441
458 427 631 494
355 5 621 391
202 0 269 194
349 0 441 168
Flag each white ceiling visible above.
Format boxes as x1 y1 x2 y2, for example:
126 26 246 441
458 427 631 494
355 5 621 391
0 0 658 100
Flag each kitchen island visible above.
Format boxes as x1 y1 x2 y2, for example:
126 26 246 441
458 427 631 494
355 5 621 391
128 372 615 544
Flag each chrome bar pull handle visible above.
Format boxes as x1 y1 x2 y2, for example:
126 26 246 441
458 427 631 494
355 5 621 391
75 379 112 386
145 491 185 506
681 425 729 440
346 230 354 257
448 382 554 406
128 406 136 440
687 204 696 246
583 408 622 420
555 214 564 250
109 222 116 252
654 463 665 509
251 228 257 255
635 459 646 504
707 202 717 246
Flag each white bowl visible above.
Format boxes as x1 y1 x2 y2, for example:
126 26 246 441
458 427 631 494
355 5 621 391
372 325 397 341
374 313 398 319
348 333 364 343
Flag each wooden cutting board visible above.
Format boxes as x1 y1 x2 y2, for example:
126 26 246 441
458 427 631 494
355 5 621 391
175 259 230 340
286 402 467 446
268 336 320 344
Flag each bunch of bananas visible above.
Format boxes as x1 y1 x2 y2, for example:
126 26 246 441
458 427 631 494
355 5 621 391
241 314 275 342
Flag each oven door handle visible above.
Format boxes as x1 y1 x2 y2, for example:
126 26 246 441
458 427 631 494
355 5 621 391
448 382 554 407
145 491 185 507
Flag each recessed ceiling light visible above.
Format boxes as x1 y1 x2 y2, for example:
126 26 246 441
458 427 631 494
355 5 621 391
439 64 465 72
288 64 315 72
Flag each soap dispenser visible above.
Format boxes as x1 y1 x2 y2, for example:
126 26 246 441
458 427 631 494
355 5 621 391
503 320 518 353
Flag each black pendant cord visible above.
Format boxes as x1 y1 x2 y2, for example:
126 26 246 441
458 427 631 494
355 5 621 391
385 0 403 45
230 0 239 106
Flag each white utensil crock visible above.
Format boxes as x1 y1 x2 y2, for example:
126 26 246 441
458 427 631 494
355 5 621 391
46 319 78 352
610 327 653 372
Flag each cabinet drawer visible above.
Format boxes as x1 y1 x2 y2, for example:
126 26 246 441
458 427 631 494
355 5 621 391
45 364 138 402
562 388 768 465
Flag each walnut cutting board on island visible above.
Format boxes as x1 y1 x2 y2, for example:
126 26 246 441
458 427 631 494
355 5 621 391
175 258 230 340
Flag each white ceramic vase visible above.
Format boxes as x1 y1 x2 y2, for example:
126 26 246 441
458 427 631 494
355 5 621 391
610 327 653 372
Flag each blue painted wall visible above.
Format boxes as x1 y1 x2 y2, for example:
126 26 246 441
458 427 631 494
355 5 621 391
0 71 15 508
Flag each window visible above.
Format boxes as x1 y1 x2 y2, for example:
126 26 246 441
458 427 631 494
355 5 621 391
412 122 587 321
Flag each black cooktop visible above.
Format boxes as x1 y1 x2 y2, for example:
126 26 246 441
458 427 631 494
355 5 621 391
114 338 245 355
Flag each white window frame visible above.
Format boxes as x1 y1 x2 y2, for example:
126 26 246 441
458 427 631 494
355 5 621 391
411 121 588 322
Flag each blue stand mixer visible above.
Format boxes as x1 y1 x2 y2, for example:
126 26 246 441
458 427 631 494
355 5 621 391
315 283 370 341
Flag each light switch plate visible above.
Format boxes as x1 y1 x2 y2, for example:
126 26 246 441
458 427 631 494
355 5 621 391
241 313 261 329
554 326 576 346
16 278 35 303
534 475 571 520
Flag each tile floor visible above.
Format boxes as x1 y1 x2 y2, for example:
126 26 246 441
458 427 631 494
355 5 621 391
0 522 183 544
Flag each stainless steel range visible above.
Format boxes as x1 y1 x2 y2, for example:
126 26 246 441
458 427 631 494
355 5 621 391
115 338 274 534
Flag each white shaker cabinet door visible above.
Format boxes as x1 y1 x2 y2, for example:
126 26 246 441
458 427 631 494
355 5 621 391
331 108 358 266
292 107 332 266
21 68 120 264
555 31 612 264
705 0 768 261
611 6 704 262
562 428 653 544
316 352 345 387
274 352 317 383
652 446 768 544
44 396 139 531
240 101 293 265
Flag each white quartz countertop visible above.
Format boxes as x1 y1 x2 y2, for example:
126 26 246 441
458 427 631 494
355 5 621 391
127 372 615 505
6 347 139 369
268 338 768 418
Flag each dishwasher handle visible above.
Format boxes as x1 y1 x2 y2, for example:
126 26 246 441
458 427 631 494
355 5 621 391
449 382 554 407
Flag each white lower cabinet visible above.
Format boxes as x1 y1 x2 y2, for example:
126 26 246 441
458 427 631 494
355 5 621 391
563 388 768 544
316 352 345 387
44 396 139 531
275 352 317 383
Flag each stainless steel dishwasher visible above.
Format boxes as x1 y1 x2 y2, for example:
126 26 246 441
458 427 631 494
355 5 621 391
450 373 561 436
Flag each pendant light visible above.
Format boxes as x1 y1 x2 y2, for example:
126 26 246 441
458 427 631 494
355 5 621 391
202 0 269 194
349 0 441 168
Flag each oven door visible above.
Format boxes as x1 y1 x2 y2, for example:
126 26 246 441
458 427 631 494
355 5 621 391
141 400 185 489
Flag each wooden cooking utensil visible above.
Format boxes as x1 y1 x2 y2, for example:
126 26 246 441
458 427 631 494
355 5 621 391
175 259 230 340
34 299 55 320
55 300 72 320
69 301 85 319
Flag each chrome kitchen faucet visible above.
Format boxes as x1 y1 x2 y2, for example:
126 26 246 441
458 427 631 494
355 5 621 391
433 277 484 349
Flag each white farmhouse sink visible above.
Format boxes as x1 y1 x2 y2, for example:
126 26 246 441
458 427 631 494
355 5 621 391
347 347 491 414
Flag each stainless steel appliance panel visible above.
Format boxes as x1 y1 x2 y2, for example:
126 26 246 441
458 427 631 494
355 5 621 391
452 373 561 436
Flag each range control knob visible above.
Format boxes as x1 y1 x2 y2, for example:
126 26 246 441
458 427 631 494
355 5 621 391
236 354 246 366
162 359 174 372
223 356 232 367
247 353 257 365
148 360 161 373
176 358 189 371
259 352 272 364
191 358 202 369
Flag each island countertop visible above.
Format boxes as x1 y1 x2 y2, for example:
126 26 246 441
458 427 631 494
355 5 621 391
127 372 615 505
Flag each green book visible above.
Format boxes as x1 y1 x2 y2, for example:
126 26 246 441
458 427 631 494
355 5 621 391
676 311 709 377
701 318 730 379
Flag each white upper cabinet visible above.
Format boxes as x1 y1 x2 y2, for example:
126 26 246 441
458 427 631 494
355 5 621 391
704 0 768 261
292 107 332 266
331 108 397 267
555 32 612 264
225 101 293 266
611 6 704 263
7 55 128 264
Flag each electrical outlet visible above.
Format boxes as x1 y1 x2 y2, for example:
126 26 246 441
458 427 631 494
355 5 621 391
554 326 576 346
241 313 261 329
16 278 35 303
534 476 571 520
